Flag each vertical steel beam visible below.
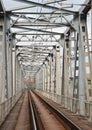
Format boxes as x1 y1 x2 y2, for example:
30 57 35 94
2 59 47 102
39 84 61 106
73 32 79 99
63 34 70 97
45 60 48 92
7 32 13 98
53 46 56 93
78 14 86 115
12 47 16 95
47 56 50 92
49 54 53 92
44 63 47 91
50 54 54 93
60 38 65 96
78 13 92 114
56 46 61 95
2 13 8 102
90 0 92 52
0 17 4 103
16 58 20 93
42 64 45 91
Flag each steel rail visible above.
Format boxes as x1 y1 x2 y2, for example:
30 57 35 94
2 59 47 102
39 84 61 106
34 92 81 130
29 94 37 130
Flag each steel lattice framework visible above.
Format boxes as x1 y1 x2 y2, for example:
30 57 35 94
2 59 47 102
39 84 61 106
0 0 92 121
1 0 81 75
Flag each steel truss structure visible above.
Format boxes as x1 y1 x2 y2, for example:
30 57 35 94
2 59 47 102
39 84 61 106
0 0 92 122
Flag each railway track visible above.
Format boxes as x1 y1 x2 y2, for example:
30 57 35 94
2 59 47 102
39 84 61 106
0 90 92 130
30 91 81 130
0 91 37 130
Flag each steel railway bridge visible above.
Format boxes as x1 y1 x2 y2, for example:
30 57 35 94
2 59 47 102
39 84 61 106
0 0 92 129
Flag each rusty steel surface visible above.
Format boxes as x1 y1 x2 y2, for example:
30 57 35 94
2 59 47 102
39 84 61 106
15 91 31 130
35 91 92 130
30 91 67 130
0 96 23 130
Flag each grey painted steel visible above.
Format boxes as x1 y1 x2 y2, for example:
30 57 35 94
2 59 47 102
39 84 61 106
0 0 92 123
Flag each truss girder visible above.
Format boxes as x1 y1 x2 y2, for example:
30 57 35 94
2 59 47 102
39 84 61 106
13 0 76 14
10 0 91 77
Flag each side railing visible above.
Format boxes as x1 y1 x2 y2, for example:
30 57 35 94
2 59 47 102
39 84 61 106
36 90 92 122
0 91 22 125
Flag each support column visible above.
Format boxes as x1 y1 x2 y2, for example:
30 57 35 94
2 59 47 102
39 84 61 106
47 56 50 92
12 47 16 96
53 46 56 93
7 32 13 98
50 54 54 93
45 60 48 92
16 59 21 93
21 68 24 91
39 68 43 90
56 46 61 95
2 13 8 102
78 13 92 114
42 64 45 91
44 62 47 91
49 54 52 92
63 35 70 97
0 17 4 103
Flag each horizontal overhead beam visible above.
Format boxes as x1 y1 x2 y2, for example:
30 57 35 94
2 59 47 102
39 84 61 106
8 0 66 11
10 14 50 23
16 44 55 47
14 23 69 27
10 13 71 29
11 12 69 15
13 25 63 35
10 14 70 27
13 0 77 14
14 33 61 35
19 50 51 54
16 40 58 42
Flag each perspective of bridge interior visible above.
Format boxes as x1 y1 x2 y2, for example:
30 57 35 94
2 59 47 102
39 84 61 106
0 0 92 130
